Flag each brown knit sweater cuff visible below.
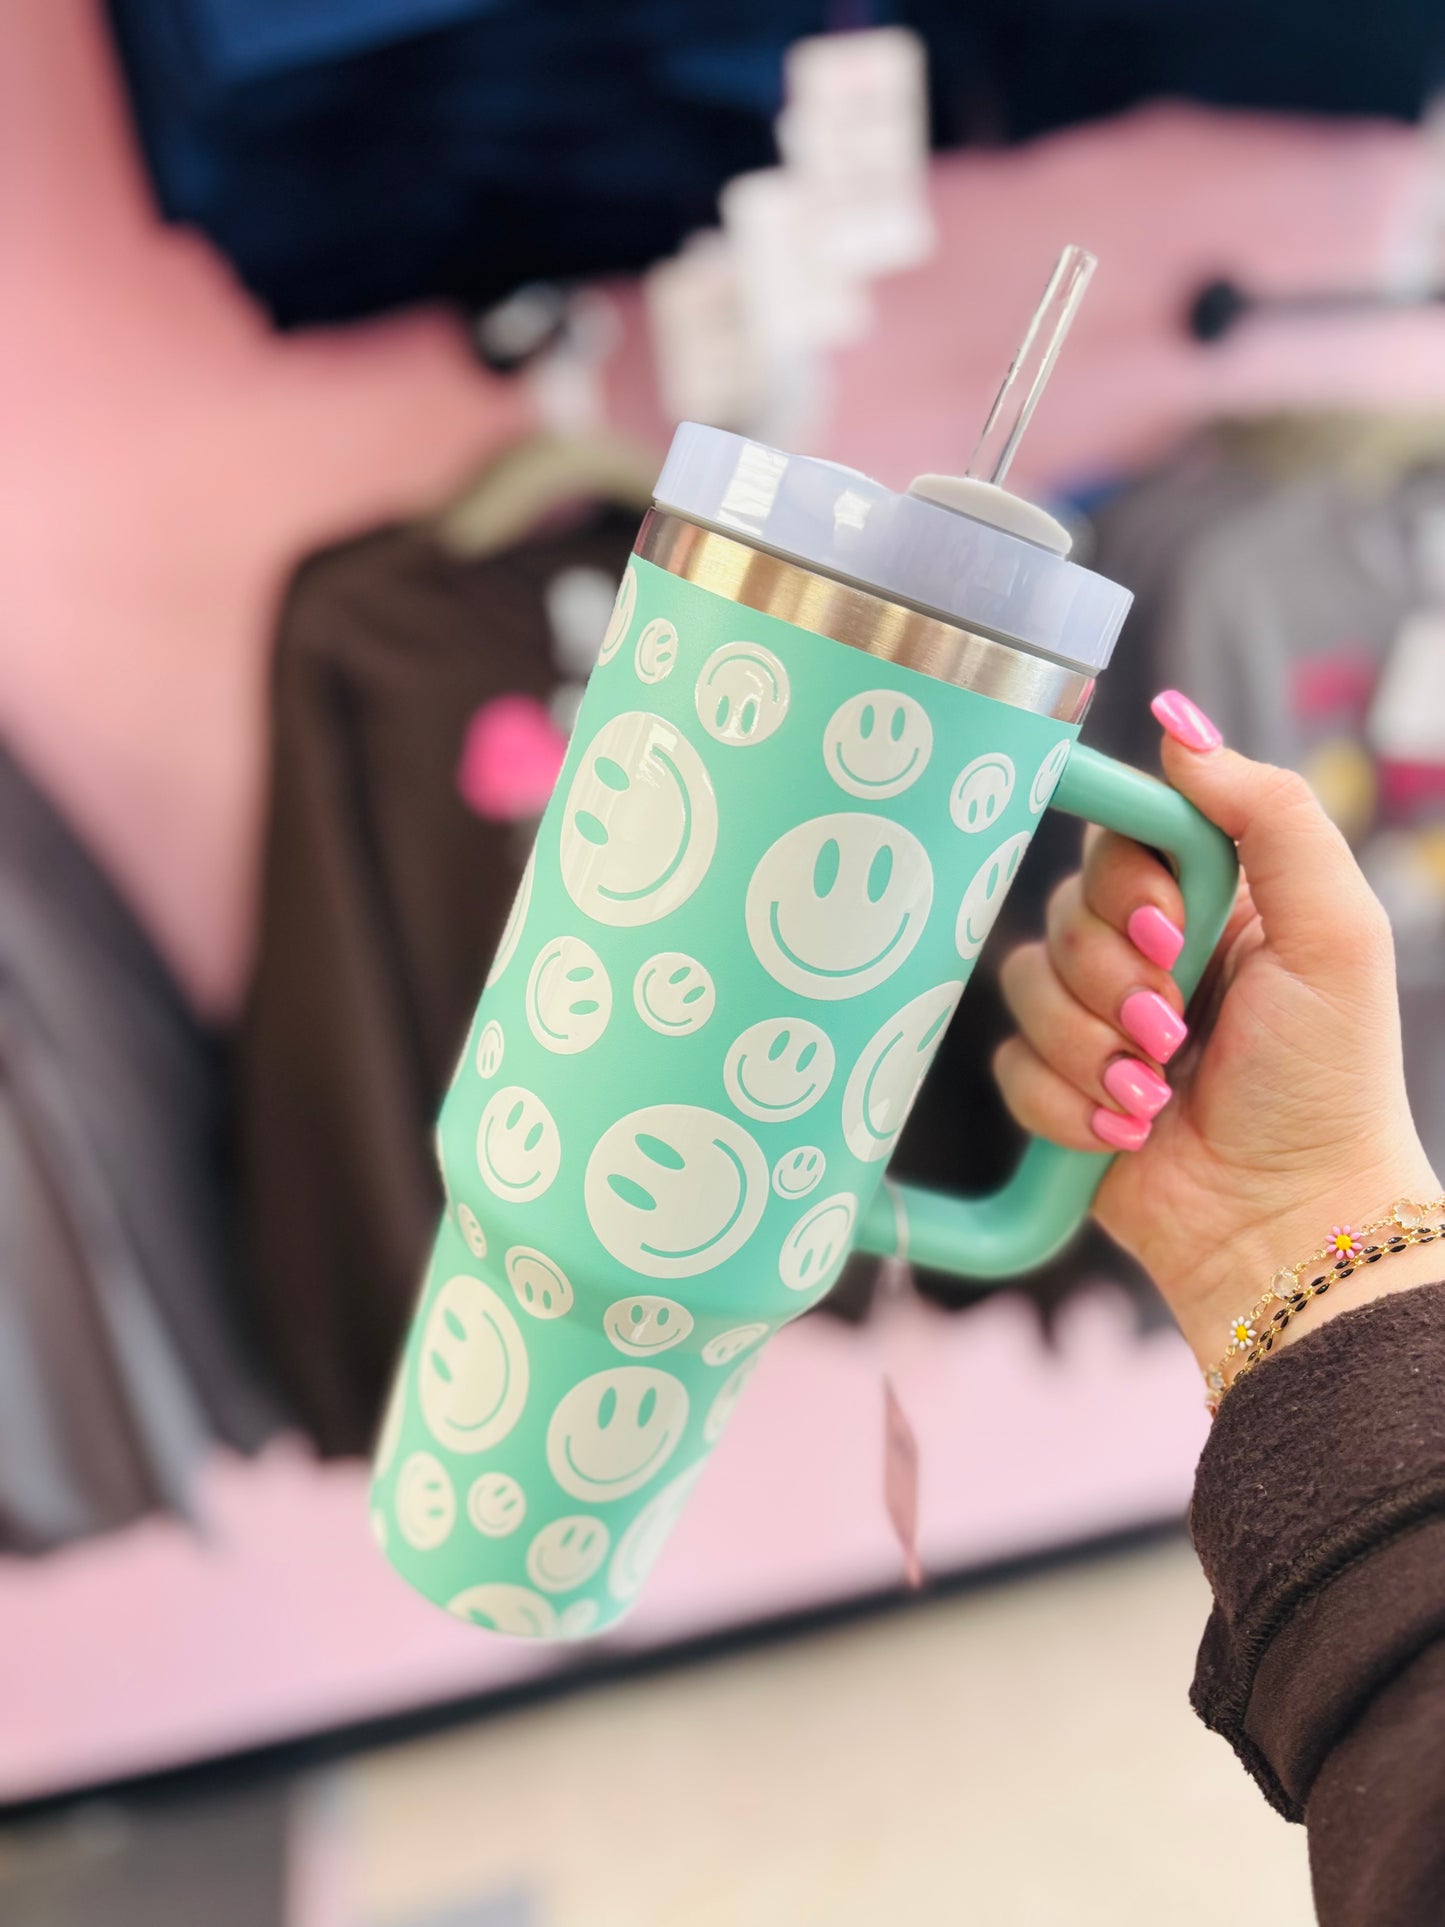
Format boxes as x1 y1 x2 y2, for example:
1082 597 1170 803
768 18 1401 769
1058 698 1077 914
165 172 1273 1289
1188 1282 1445 1821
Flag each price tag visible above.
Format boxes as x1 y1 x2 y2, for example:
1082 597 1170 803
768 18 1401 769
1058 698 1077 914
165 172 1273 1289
883 1373 924 1591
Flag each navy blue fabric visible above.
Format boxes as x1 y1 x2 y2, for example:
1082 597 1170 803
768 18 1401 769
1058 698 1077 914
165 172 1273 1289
106 0 1445 328
108 0 830 324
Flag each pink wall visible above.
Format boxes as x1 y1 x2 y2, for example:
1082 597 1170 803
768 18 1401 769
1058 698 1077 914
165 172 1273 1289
4 0 1443 1017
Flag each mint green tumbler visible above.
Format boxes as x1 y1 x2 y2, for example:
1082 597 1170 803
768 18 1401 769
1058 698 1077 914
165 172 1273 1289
370 424 1237 1638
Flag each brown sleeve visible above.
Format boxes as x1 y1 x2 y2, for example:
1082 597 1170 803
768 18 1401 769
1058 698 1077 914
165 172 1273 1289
1188 1282 1445 1926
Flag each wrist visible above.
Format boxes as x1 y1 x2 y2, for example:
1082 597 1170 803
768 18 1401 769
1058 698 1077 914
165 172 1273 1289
1153 1145 1441 1369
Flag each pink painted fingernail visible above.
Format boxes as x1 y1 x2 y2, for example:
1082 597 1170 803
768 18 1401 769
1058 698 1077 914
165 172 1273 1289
1127 904 1184 972
1150 689 1222 751
1120 989 1187 1063
1102 1056 1172 1120
1092 1106 1151 1152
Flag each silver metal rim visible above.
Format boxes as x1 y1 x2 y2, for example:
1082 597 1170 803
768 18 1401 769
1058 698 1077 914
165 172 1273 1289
636 510 1094 724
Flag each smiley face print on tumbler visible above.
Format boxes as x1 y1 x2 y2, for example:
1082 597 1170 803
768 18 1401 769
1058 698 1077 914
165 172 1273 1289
526 1515 611 1593
604 1294 694 1357
395 1451 455 1550
956 832 1031 962
474 1019 505 1079
586 1106 768 1279
723 1018 835 1123
634 618 679 685
560 713 717 928
505 1245 574 1320
746 814 932 1000
634 953 715 1036
448 1583 559 1639
779 1192 858 1297
547 1367 688 1501
842 982 965 1163
607 1463 705 1603
476 1086 561 1202
418 1274 529 1453
695 641 790 746
771 1145 825 1199
595 562 637 667
485 852 533 986
1030 739 1073 814
468 1471 526 1537
824 691 932 799
950 752 1015 834
524 936 612 1054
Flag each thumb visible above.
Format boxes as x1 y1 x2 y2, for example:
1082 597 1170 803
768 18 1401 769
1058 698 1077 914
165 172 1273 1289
1150 691 1385 981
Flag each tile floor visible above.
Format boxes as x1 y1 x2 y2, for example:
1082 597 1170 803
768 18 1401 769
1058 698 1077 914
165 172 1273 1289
296 1537 1313 1926
1 1538 1316 1927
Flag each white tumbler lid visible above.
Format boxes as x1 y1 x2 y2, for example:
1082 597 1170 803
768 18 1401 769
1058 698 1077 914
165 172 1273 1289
652 421 1131 676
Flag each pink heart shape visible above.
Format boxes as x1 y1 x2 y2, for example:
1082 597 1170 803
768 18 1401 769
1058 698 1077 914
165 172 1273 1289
457 694 568 822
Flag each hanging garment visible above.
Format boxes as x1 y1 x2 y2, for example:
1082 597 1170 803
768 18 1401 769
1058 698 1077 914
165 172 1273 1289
105 0 811 325
0 749 279 1554
235 508 641 1454
1088 427 1445 1167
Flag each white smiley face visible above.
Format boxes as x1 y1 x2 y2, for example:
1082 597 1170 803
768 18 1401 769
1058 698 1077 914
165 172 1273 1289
634 617 679 685
559 1599 600 1638
604 1294 694 1357
373 1368 406 1475
596 563 637 666
704 1355 761 1445
559 712 718 928
779 1192 859 1297
771 1146 825 1199
526 1515 611 1592
395 1451 456 1550
701 1322 769 1368
456 1203 489 1260
695 641 790 747
505 1245 574 1320
950 752 1015 834
634 952 715 1036
468 1471 526 1537
585 1105 768 1279
448 1582 560 1639
841 982 964 1163
955 831 1031 962
486 853 534 987
418 1274 530 1452
746 813 933 1000
547 1367 689 1501
824 690 933 799
723 1018 835 1123
474 1020 505 1079
476 1086 562 1202
607 1463 705 1603
1030 738 1073 814
525 935 612 1054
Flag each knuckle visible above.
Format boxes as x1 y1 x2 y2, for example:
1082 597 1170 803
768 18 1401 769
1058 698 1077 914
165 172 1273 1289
1261 764 1318 821
998 940 1042 1000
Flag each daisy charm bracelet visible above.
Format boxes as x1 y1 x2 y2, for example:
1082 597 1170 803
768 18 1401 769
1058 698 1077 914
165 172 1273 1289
1204 1196 1445 1415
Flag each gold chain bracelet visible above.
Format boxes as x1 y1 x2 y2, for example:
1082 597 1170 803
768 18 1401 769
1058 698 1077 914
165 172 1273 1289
1204 1196 1445 1415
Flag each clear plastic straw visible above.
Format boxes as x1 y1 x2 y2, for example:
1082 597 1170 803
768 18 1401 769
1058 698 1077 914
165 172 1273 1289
967 245 1097 486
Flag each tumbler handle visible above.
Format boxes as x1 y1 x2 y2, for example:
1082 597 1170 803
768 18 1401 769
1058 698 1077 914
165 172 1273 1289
854 745 1238 1278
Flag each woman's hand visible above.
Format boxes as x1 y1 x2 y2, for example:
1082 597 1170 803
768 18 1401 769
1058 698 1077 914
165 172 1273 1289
993 689 1441 1365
